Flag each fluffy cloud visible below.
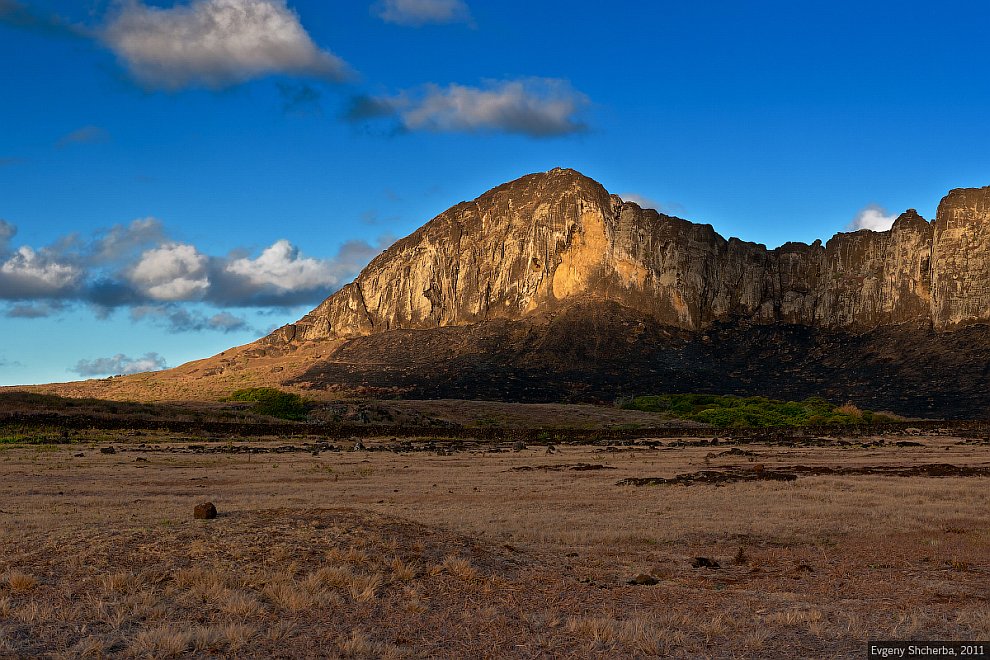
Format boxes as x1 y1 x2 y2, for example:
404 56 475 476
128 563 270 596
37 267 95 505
347 78 589 137
128 243 210 301
850 205 897 232
225 239 337 291
208 237 390 306
0 219 389 328
101 0 351 90
71 352 168 377
373 0 472 26
0 246 84 298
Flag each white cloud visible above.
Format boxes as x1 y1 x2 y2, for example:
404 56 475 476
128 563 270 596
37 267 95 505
0 246 83 297
129 243 210 301
373 0 472 26
850 205 897 232
72 352 168 377
0 219 390 318
224 239 337 291
101 0 351 90
619 193 660 210
353 78 589 137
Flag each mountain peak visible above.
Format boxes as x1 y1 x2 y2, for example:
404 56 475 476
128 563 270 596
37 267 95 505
264 170 990 351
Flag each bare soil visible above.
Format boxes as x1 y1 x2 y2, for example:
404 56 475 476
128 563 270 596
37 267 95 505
1 431 988 657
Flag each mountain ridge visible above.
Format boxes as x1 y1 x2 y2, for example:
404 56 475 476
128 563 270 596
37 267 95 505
18 168 990 418
263 168 990 354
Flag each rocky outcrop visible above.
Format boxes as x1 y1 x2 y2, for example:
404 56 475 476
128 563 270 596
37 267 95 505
269 169 990 346
931 187 990 328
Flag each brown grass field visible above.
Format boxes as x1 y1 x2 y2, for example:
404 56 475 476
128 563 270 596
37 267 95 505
1 425 988 657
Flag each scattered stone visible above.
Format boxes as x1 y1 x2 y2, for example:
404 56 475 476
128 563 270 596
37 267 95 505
135 457 148 462
73 453 84 458
716 447 759 458
100 447 116 455
512 441 527 452
618 469 795 487
194 502 218 520
546 444 557 454
352 440 366 451
627 574 659 586
511 463 616 472
691 557 721 570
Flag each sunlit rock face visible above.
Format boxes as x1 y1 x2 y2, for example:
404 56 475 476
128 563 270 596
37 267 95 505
269 169 990 344
931 186 990 329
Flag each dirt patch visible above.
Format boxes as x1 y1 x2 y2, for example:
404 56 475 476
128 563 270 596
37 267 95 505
619 469 797 486
619 463 990 486
509 463 617 472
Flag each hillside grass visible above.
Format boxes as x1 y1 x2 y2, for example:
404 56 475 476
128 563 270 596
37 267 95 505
620 394 898 428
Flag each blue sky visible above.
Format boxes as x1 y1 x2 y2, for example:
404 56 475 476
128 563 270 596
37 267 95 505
3 0 990 385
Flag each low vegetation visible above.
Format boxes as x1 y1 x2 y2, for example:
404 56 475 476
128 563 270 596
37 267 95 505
228 388 309 421
620 394 899 428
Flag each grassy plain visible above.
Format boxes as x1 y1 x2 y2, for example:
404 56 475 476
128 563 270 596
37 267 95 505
0 420 988 657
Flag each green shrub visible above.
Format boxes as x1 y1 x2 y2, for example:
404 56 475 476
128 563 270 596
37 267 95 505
620 393 876 428
228 388 309 421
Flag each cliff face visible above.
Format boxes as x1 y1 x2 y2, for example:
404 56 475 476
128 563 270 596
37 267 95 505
269 169 990 346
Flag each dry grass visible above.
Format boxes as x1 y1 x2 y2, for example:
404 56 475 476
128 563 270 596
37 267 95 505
4 570 38 593
0 434 988 656
441 556 478 581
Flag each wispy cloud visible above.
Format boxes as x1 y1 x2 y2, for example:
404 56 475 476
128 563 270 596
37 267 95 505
5 301 66 318
56 125 110 148
0 0 87 39
71 352 167 377
372 0 473 27
0 355 24 368
618 192 686 216
130 305 255 334
849 205 897 232
277 81 323 115
100 0 352 90
347 78 589 137
0 219 15 250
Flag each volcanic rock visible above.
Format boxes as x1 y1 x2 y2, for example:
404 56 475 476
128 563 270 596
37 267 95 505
86 168 990 418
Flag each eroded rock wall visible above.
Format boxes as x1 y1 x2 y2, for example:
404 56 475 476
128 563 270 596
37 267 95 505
274 169 990 344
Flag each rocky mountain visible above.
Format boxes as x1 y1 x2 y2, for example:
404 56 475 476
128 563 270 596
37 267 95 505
268 168 989 345
41 168 990 418
211 167 986 419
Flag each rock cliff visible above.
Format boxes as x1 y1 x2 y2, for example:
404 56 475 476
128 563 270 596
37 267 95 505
268 168 990 346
